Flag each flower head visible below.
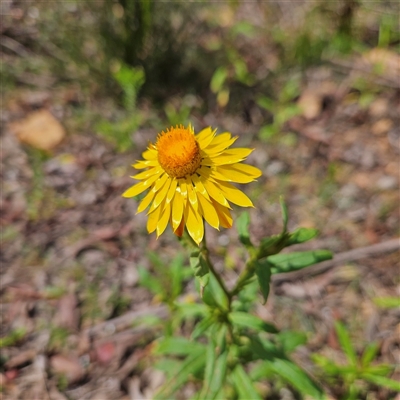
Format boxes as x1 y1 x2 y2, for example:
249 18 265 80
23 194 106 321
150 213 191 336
123 125 261 245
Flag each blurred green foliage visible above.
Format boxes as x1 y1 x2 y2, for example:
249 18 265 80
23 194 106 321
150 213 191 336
313 321 400 399
3 0 398 120
96 63 145 151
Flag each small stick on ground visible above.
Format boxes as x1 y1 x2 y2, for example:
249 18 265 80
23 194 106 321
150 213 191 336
272 238 400 284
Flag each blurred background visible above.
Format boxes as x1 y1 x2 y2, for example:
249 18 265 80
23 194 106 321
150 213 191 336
1 0 399 398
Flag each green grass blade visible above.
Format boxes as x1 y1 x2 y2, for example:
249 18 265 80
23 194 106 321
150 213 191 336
231 364 262 400
266 358 324 399
334 321 357 366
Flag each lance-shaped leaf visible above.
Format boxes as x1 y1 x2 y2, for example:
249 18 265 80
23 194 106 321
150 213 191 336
230 312 278 333
231 364 262 400
153 337 205 356
257 233 289 259
254 258 271 304
201 271 229 311
155 348 206 399
261 358 324 399
361 373 400 392
287 227 319 246
190 250 209 288
191 314 215 340
280 196 289 233
236 211 253 248
268 250 333 274
200 325 229 399
334 321 357 366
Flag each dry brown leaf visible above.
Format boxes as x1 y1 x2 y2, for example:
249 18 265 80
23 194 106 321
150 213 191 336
371 119 393 136
50 354 85 384
297 90 323 120
56 293 79 331
362 48 400 79
9 109 65 151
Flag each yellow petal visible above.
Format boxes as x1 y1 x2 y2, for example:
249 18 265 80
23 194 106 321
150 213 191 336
211 198 233 229
156 200 171 237
211 163 261 183
187 180 198 209
152 177 171 209
197 193 219 230
214 180 254 207
196 127 216 149
204 135 238 154
142 147 157 160
122 173 160 198
136 188 156 213
153 173 169 192
203 148 254 166
192 175 210 201
172 191 184 230
131 167 162 180
199 171 231 208
186 203 204 245
178 178 188 198
166 178 177 203
147 201 164 233
206 132 232 147
132 160 159 169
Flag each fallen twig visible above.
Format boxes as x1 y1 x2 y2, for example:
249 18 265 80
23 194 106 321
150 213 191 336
272 238 400 284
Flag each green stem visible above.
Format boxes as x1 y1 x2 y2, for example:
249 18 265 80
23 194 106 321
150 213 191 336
201 231 232 305
229 257 257 297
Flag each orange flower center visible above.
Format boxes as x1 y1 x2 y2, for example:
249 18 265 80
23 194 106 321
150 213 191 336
156 126 201 178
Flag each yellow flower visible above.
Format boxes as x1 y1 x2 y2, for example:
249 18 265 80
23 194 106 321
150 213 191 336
122 125 261 245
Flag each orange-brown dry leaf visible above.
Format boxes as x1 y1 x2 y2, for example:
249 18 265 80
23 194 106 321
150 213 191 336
9 109 65 151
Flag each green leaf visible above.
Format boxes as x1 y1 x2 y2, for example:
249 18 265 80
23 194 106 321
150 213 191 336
287 227 319 246
268 250 333 274
137 265 163 296
201 327 229 399
365 364 393 376
191 315 215 340
190 251 209 288
265 358 324 399
312 354 342 375
373 296 400 309
257 233 289 259
153 337 205 356
231 364 262 400
280 196 289 232
202 272 229 311
249 362 275 381
256 96 275 112
361 341 380 368
334 321 357 366
210 67 228 93
230 312 278 333
230 21 256 38
0 328 26 348
277 330 308 354
207 350 228 399
201 338 216 398
155 348 206 399
236 211 252 248
361 373 400 391
247 336 283 361
176 303 208 320
254 258 271 304
153 358 182 380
